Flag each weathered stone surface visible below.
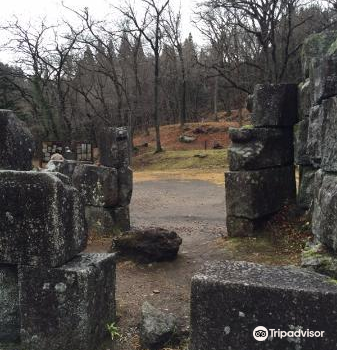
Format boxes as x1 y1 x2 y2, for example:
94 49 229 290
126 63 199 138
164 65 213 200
298 79 312 120
312 170 337 252
252 84 298 127
113 206 131 231
72 164 118 207
297 166 316 209
302 242 337 279
85 206 116 237
321 96 337 172
113 228 182 262
301 30 337 78
45 159 78 178
294 118 310 165
311 54 337 104
225 166 296 219
228 127 293 170
99 127 130 168
307 105 325 167
19 253 116 350
226 216 263 237
0 110 34 171
0 265 20 343
190 260 337 350
0 171 87 267
140 302 177 350
118 166 133 206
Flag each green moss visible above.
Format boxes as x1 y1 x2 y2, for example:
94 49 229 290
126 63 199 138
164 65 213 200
328 38 337 55
328 278 337 285
241 124 254 129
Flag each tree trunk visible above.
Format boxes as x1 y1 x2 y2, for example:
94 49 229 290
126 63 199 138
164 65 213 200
154 50 163 153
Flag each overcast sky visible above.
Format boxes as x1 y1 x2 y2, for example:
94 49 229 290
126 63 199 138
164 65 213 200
0 0 203 63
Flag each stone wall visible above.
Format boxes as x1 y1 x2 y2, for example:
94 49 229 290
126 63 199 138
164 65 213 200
0 110 116 349
48 126 133 236
225 84 297 237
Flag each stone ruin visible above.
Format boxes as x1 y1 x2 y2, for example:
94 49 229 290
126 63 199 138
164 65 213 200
0 110 116 349
48 127 133 236
226 83 298 236
190 30 337 349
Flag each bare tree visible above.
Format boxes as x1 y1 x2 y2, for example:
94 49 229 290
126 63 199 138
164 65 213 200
118 0 170 153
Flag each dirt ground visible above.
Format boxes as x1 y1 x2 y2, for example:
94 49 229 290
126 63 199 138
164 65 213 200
88 176 231 349
87 172 310 350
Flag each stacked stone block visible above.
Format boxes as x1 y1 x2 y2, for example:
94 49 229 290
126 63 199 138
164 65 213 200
225 84 297 237
48 127 133 236
190 260 337 350
295 31 337 210
0 111 116 349
72 127 132 236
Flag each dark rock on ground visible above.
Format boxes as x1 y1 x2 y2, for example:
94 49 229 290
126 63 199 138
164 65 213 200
0 265 20 343
312 170 337 253
228 127 293 171
252 84 298 127
190 260 337 350
19 253 116 350
225 166 296 219
112 228 182 262
72 164 118 207
0 171 87 267
298 166 316 209
140 302 177 350
0 110 35 171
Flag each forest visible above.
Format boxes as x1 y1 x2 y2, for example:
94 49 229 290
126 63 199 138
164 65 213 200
0 0 335 151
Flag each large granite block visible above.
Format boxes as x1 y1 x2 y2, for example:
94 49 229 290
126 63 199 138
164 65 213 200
0 110 35 171
99 127 130 168
191 260 337 350
298 79 312 120
301 30 337 78
321 96 337 172
114 206 131 231
0 265 20 343
19 253 116 350
85 206 116 237
226 216 261 237
118 166 133 206
225 166 296 219
252 84 298 127
312 170 337 252
45 159 78 178
298 166 316 210
228 127 293 171
0 171 87 267
311 54 337 104
294 118 310 165
307 105 325 167
72 164 118 207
